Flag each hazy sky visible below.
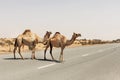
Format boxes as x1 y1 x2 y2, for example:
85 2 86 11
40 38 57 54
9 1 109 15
0 0 120 40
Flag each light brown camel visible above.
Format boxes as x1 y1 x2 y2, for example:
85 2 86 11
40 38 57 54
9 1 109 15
13 30 52 59
44 32 81 62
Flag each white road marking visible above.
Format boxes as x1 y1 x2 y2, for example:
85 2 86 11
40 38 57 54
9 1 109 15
82 54 89 57
81 47 116 57
97 50 104 53
37 63 56 70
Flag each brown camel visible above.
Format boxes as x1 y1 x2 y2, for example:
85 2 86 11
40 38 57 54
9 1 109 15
13 29 52 59
44 32 81 62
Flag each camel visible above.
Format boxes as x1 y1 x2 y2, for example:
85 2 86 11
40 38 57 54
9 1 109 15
44 32 81 62
13 29 52 59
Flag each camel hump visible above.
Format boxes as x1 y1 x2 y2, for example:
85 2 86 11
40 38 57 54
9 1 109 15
55 32 60 35
22 29 31 35
52 32 61 38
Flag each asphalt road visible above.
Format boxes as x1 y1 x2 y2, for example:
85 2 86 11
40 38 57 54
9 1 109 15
0 43 120 80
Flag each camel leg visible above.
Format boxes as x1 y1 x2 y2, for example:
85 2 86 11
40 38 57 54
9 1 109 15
44 45 49 60
50 45 54 60
18 47 24 59
59 50 63 62
13 47 17 59
31 48 36 59
59 47 65 62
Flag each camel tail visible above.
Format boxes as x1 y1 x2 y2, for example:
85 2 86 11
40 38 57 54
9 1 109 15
14 38 18 47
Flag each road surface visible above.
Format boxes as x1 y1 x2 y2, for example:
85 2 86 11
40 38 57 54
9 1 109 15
0 43 120 80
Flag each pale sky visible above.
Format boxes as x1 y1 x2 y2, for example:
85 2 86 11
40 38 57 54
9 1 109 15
0 0 120 40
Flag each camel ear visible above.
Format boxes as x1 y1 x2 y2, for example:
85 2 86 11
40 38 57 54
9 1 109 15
78 33 81 36
73 32 75 34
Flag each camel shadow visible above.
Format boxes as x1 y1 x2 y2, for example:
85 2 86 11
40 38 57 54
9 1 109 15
37 59 60 63
3 58 61 63
3 58 31 60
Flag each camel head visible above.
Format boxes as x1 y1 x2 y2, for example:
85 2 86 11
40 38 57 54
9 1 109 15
44 31 52 39
73 32 81 39
43 31 52 45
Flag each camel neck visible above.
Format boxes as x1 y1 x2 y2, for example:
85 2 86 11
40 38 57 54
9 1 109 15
66 35 76 46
